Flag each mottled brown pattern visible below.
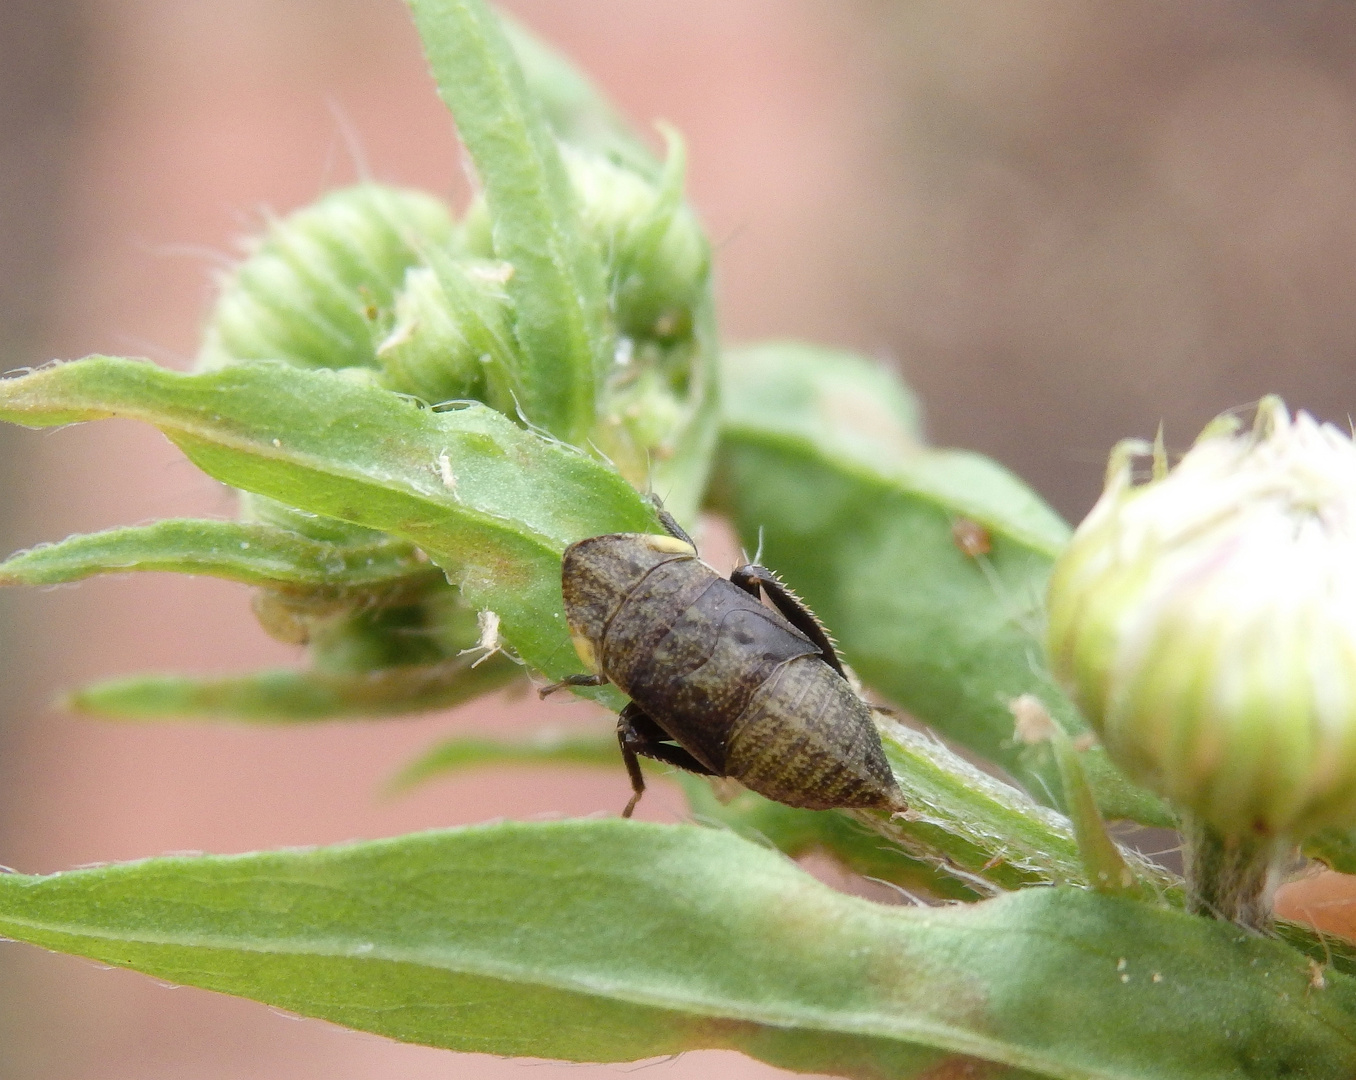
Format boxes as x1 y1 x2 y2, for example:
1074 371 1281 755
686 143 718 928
561 533 692 646
727 658 899 810
561 532 904 811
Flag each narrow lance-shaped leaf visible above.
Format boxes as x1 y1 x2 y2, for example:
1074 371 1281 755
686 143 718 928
0 357 653 695
453 9 721 524
712 342 1171 828
389 719 1177 899
0 519 442 591
388 727 980 900
0 821 1353 1079
388 723 1346 966
390 726 619 790
674 773 981 902
409 0 612 443
499 13 660 179
71 652 522 724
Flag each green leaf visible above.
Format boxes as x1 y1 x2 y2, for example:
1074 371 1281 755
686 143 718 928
0 357 653 692
0 821 1352 1079
409 0 612 444
1047 723 1141 896
386 726 980 901
70 653 521 723
1304 828 1356 875
721 341 925 461
499 13 660 179
0 519 441 591
390 726 618 790
673 773 982 902
712 342 1170 828
387 728 979 901
385 718 1177 900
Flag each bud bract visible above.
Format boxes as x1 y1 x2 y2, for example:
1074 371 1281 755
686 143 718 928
1046 398 1356 839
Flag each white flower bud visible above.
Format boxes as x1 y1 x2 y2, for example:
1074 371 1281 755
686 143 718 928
1046 398 1356 839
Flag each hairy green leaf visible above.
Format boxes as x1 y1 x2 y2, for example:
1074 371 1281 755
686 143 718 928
386 715 1174 899
713 342 1170 828
499 13 659 179
387 726 977 900
673 774 981 902
0 821 1351 1079
390 726 618 790
0 357 652 691
70 653 522 723
410 0 611 444
0 519 440 591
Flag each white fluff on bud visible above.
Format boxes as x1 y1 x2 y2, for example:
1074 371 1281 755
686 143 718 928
1046 398 1356 839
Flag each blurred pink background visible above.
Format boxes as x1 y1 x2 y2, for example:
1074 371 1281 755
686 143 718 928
2 1 1356 1076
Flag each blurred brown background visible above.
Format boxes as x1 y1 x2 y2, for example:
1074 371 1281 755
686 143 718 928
2 1 1356 1077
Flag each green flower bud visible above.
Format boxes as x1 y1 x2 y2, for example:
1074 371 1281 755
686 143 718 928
566 141 708 342
465 135 709 343
198 183 455 372
1047 398 1356 840
375 252 518 411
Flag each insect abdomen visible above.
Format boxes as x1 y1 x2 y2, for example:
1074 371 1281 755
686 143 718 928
725 656 900 810
607 572 820 772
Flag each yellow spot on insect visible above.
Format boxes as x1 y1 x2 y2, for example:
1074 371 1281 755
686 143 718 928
641 534 696 556
571 633 599 673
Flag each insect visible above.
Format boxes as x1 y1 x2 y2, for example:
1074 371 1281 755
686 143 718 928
541 507 904 818
951 517 992 558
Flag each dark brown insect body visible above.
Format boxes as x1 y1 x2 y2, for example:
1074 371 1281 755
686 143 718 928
544 513 904 818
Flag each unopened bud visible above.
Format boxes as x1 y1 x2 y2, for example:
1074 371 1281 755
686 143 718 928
464 135 708 343
376 253 517 410
199 184 454 372
1046 398 1356 839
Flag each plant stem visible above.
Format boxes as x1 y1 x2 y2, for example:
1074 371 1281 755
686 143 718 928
1182 815 1293 931
863 718 1181 897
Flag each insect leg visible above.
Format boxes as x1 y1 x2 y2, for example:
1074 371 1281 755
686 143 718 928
616 702 717 818
648 493 697 550
617 704 648 818
537 672 609 699
730 563 845 677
